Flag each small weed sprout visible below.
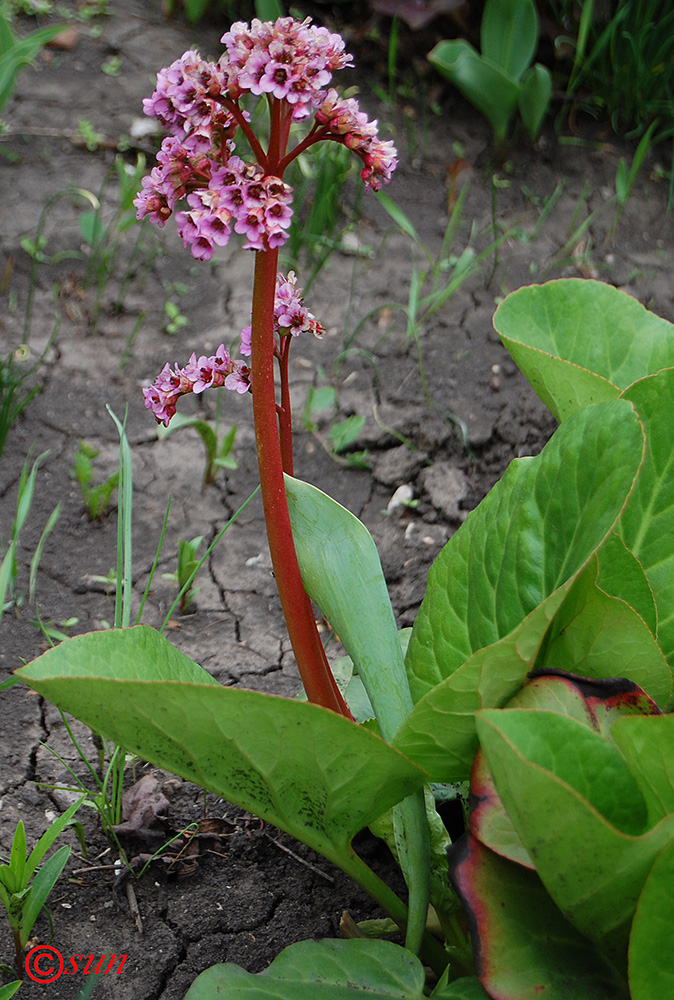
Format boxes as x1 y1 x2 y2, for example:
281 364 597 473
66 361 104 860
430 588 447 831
0 799 83 980
70 440 119 521
162 535 204 613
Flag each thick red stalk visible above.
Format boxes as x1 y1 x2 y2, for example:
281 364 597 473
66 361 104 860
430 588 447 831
250 248 351 717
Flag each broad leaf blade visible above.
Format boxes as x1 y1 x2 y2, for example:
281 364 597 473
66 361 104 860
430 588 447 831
397 588 571 781
628 838 674 1000
612 714 674 825
481 0 538 80
184 938 427 999
620 369 674 674
16 627 427 863
427 40 519 146
285 475 412 742
475 709 674 949
538 557 672 707
450 835 627 1000
406 399 643 701
493 280 674 421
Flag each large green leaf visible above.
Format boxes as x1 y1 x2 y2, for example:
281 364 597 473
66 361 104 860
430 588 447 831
612 714 674 826
620 369 674 670
493 280 674 421
537 556 672 708
427 40 519 146
475 708 674 951
450 835 627 999
284 476 429 955
481 0 538 81
396 589 572 781
471 672 663 866
15 627 427 867
628 838 674 1000
406 399 643 702
285 475 412 741
184 938 427 1000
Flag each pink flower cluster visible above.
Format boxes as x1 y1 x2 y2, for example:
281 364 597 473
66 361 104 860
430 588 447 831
134 16 396 258
221 17 352 118
316 89 398 190
143 345 250 427
239 271 324 357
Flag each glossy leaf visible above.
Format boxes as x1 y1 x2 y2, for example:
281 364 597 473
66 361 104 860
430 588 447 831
596 532 656 634
612 714 674 825
427 40 519 146
537 556 672 707
397 589 571 781
475 708 674 950
518 63 552 139
469 749 533 869
481 0 537 81
467 671 657 868
284 475 430 953
620 369 674 674
406 399 643 702
628 838 674 999
184 938 427 1000
450 835 626 1000
16 627 427 866
493 280 674 421
285 475 412 742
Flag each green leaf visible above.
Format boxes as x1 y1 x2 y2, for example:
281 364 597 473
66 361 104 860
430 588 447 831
406 399 643 702
620 370 674 674
493 280 674 421
480 709 648 835
596 532 656 635
427 40 519 147
611 714 674 826
469 749 533 868
537 556 672 707
450 835 628 999
8 821 26 893
19 845 71 947
628 838 674 1000
475 709 674 951
184 938 427 1000
25 797 84 879
481 0 538 81
15 627 427 867
518 63 552 139
284 476 430 953
285 476 412 742
430 977 492 999
396 591 571 781
0 982 21 1000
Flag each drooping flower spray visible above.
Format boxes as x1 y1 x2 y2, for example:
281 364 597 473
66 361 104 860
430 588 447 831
137 16 397 716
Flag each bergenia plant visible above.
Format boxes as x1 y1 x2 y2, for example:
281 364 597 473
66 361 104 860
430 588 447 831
137 14 396 719
10 12 674 1000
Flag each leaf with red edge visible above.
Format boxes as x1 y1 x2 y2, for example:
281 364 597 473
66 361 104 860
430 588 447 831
468 750 533 869
449 834 627 1000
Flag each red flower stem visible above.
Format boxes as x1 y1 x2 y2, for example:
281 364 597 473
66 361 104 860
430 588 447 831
219 96 269 169
277 121 331 174
250 247 351 717
278 335 294 476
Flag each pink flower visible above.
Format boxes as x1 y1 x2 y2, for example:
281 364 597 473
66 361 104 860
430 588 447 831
144 345 250 426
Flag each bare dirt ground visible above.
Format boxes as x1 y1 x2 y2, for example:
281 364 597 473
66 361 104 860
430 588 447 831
0 1 673 996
